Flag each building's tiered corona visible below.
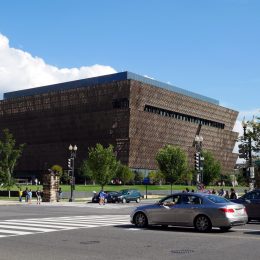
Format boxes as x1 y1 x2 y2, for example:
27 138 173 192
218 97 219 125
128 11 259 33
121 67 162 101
0 71 238 177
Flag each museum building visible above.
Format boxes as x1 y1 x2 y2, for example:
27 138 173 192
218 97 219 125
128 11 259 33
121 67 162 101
0 71 238 178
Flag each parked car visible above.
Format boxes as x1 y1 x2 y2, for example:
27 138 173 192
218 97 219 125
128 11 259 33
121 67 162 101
92 191 119 203
130 192 247 232
231 189 260 221
116 189 143 203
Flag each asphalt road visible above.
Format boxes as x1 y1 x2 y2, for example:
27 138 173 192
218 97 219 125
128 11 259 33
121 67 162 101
0 202 260 260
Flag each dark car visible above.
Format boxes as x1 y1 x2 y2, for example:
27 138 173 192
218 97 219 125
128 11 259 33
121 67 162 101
231 189 260 221
116 189 143 203
92 191 119 203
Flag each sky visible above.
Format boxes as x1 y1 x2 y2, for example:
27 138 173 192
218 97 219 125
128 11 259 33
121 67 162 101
0 0 259 139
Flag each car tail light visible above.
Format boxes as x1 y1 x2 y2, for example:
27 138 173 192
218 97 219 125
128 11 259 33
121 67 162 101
219 208 235 213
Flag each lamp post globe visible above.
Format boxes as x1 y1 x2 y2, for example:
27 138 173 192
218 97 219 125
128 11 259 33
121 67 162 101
68 144 77 202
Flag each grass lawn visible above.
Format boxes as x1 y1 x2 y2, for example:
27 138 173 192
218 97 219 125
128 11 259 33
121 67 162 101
1 184 248 193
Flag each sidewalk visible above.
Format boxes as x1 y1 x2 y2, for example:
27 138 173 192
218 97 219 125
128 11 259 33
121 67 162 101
0 195 159 206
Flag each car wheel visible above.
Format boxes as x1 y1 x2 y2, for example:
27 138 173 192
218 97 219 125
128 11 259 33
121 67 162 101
161 225 168 229
122 198 126 203
220 226 231 232
134 212 148 228
136 198 140 203
194 215 212 232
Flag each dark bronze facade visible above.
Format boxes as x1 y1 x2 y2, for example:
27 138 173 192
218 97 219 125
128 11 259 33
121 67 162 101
0 72 238 176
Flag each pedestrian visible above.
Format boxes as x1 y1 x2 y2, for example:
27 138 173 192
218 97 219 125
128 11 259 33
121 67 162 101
185 188 190 192
218 188 224 197
230 188 237 199
224 190 229 199
18 188 23 202
36 188 42 204
99 190 106 205
24 187 29 202
57 187 62 202
212 188 216 194
28 189 32 204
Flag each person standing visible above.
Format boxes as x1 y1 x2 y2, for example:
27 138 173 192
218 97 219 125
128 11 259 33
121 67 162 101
57 187 62 202
230 188 237 199
224 190 230 199
24 187 29 203
28 189 32 204
36 188 41 204
18 188 23 202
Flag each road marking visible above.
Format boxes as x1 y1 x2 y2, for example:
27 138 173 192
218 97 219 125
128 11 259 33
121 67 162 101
0 215 130 239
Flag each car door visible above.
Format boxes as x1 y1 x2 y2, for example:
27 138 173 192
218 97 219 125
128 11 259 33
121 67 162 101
149 195 182 225
127 190 135 201
176 194 203 226
245 191 260 219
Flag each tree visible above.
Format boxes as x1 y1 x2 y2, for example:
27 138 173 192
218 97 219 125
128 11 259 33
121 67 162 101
178 168 193 185
0 129 24 197
79 160 94 185
148 170 165 185
156 145 188 194
115 163 134 185
87 144 118 189
251 115 260 152
202 150 221 185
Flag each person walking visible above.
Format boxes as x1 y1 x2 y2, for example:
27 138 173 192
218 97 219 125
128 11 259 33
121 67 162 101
99 190 106 205
36 188 42 204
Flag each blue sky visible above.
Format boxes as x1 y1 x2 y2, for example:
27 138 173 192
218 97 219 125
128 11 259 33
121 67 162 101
0 0 259 122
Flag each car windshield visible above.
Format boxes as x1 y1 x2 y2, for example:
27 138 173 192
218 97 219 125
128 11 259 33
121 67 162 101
205 195 229 203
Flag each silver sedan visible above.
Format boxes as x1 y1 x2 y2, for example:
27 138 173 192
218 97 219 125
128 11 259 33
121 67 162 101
130 192 248 232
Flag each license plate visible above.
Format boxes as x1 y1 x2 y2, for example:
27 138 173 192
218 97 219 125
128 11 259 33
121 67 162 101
235 209 244 215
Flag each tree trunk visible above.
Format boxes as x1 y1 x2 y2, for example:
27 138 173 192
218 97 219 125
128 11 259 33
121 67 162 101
8 190 11 198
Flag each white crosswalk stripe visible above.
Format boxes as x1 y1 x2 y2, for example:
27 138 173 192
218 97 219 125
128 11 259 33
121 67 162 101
0 215 130 239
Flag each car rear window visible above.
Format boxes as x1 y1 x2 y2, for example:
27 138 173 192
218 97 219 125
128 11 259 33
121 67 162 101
205 195 229 203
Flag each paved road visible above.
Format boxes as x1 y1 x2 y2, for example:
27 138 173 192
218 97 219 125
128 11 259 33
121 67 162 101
0 202 260 260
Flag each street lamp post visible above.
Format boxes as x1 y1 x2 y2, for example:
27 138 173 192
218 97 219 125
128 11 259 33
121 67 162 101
68 144 77 202
241 117 255 190
194 135 204 184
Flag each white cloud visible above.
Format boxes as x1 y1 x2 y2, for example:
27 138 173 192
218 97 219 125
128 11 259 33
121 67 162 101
0 33 117 99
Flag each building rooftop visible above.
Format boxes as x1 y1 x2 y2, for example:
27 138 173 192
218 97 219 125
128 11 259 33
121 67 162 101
3 71 219 105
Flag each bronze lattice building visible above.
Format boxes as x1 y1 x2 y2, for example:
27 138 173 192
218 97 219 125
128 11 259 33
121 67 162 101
0 72 238 177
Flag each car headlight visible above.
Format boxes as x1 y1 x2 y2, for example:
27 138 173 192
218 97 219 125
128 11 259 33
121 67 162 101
118 196 123 199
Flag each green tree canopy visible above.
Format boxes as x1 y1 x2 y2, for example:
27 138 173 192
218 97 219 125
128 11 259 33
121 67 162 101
51 164 70 184
156 145 188 193
79 160 94 185
148 170 165 185
115 163 134 185
202 150 221 185
0 129 24 197
87 144 118 189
